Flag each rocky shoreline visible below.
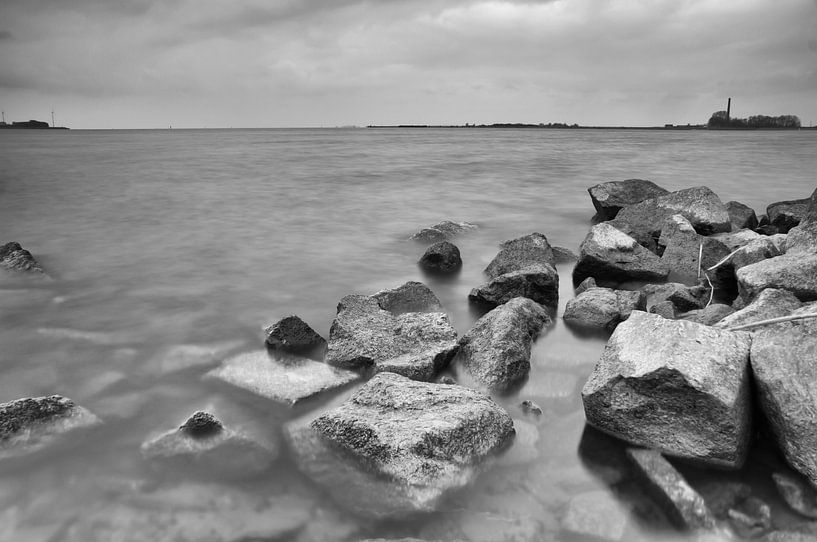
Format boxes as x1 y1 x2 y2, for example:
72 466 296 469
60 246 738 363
3 184 817 541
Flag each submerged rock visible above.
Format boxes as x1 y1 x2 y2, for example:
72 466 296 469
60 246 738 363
563 287 645 332
484 232 555 278
469 264 559 310
140 411 276 479
767 197 810 233
727 201 759 231
582 311 752 468
573 223 669 285
627 448 715 531
419 241 462 273
750 304 817 488
288 372 515 518
263 315 326 354
737 254 817 302
715 288 801 330
205 350 359 406
0 241 45 275
561 490 629 541
587 179 670 221
458 297 551 391
772 472 817 519
0 395 99 460
410 221 478 243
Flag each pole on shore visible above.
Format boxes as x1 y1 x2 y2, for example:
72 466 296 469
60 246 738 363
726 98 731 121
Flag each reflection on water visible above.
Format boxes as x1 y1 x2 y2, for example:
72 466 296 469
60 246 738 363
1 128 816 541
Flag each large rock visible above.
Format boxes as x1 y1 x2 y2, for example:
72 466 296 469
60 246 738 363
410 220 477 243
0 241 45 275
587 179 670 221
371 281 443 314
563 287 646 332
458 297 551 391
572 223 669 285
325 291 458 381
750 303 817 488
715 288 802 330
469 264 558 310
785 188 817 254
737 254 817 302
0 395 99 460
263 315 326 354
731 237 782 271
418 241 462 273
484 232 555 278
727 201 759 230
614 186 731 240
288 372 515 517
140 411 276 479
711 229 762 251
767 197 811 233
205 350 359 406
582 311 753 468
658 214 734 291
627 448 715 530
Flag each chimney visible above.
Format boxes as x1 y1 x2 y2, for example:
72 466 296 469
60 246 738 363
727 98 731 121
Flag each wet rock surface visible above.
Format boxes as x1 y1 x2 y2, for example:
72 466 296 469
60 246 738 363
410 221 478 243
458 297 551 391
573 223 669 285
563 286 646 331
418 241 462 273
0 242 46 275
264 315 326 353
587 179 670 221
469 264 559 310
205 350 360 406
484 232 555 279
582 311 753 468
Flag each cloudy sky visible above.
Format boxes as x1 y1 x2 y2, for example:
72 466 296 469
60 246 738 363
1 0 815 128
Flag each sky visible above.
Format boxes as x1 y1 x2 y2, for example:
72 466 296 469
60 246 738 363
1 0 815 129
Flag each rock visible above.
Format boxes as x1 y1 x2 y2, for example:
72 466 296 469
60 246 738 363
715 288 801 330
419 241 462 273
587 179 670 221
696 480 752 518
0 242 45 275
288 372 515 517
438 375 456 385
770 233 789 253
731 237 782 271
410 221 477 243
0 395 99 460
658 214 733 291
561 490 629 541
469 264 559 310
263 315 326 354
711 229 762 251
767 197 811 233
324 294 458 380
520 400 543 417
552 246 578 263
205 350 359 406
140 411 275 479
759 533 817 542
751 307 817 488
649 300 676 319
679 304 734 326
772 472 817 519
458 297 551 391
484 232 555 278
785 188 817 254
582 311 753 468
626 448 716 530
727 201 759 230
575 277 597 295
572 223 669 285
563 287 646 332
614 186 732 239
642 282 709 313
371 281 444 314
737 254 817 302
728 497 772 539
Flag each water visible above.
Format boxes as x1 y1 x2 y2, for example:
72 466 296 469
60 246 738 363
0 128 815 541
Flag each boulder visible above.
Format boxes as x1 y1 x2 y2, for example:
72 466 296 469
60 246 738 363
140 411 276 479
582 311 753 468
263 315 326 354
658 214 733 291
642 282 709 313
0 395 99 460
649 300 676 319
737 254 817 302
750 303 817 488
572 223 669 285
731 237 782 271
561 490 629 541
410 221 477 243
710 229 762 251
372 281 443 314
469 264 558 310
205 350 359 406
679 304 734 326
0 241 45 275
458 297 551 391
563 287 646 332
727 201 759 230
418 241 462 273
587 179 670 221
614 186 732 239
715 288 802 330
288 372 515 517
626 448 715 530
484 232 555 278
324 293 459 381
552 246 578 263
784 188 817 254
767 198 810 233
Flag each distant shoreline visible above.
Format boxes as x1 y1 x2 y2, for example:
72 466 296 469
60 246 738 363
366 123 814 131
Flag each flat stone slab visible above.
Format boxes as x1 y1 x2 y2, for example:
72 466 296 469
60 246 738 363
205 350 359 406
582 311 753 468
0 395 100 460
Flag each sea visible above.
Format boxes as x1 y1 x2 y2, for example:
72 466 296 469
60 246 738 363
1 127 816 541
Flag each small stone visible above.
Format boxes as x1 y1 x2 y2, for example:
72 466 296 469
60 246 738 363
419 241 462 273
520 400 543 416
0 241 46 275
772 472 817 519
728 497 771 539
438 376 456 385
264 315 326 353
179 411 223 438
649 300 676 319
574 277 597 295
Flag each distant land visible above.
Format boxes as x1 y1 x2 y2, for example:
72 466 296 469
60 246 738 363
0 119 69 130
366 123 814 130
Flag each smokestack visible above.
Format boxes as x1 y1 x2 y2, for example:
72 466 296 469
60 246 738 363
727 98 731 121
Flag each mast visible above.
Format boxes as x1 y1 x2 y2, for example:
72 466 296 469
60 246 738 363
51 109 55 127
726 98 731 122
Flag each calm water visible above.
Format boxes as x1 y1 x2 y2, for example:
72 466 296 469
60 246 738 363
1 128 816 541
